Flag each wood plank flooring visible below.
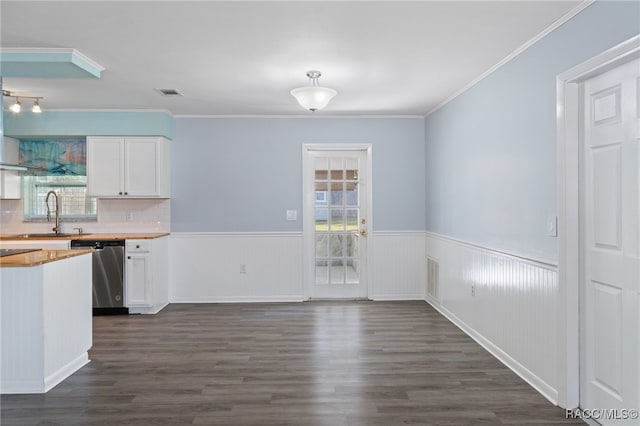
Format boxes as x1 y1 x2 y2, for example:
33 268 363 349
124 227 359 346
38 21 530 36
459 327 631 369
1 301 583 425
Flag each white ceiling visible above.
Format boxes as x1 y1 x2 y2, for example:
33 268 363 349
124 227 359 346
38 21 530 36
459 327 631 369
1 0 585 116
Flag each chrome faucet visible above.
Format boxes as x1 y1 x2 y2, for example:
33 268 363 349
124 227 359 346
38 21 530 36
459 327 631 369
45 190 61 235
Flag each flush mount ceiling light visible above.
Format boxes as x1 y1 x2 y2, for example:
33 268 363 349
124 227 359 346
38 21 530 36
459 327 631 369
2 90 44 114
290 70 337 112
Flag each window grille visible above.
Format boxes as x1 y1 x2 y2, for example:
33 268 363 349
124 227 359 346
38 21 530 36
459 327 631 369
22 176 97 221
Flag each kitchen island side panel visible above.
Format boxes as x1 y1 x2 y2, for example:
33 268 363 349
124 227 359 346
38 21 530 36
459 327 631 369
1 253 92 393
43 254 92 385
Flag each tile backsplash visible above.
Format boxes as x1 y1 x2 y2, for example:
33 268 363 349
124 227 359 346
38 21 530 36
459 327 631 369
0 198 170 234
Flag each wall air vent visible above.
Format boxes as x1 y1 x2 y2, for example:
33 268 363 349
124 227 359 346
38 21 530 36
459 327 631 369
427 256 440 301
156 88 183 96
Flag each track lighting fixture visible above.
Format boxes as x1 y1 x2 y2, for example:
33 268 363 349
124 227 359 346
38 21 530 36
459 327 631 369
2 90 43 114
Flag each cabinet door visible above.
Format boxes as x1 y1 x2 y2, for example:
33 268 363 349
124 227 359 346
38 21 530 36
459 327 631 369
126 252 152 307
1 137 21 199
124 138 160 197
0 171 21 199
87 137 124 196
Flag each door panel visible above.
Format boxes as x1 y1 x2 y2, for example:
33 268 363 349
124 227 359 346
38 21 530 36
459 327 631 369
304 147 370 299
592 280 622 399
591 145 621 249
581 57 639 423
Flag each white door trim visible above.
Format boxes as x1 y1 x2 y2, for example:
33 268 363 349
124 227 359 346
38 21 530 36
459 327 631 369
556 34 640 409
302 143 373 300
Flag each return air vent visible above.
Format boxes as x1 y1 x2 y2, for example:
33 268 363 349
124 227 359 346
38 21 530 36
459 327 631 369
156 88 183 96
427 256 440 301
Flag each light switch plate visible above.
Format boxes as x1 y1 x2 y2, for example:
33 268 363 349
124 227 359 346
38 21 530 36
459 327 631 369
286 210 297 221
547 215 557 237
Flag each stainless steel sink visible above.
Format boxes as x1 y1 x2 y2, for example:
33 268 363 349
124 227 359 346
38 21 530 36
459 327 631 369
9 233 90 238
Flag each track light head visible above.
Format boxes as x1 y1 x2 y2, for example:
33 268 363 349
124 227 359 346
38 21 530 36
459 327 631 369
9 98 21 113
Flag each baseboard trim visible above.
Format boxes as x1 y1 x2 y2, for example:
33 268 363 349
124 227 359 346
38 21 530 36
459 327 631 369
425 296 559 405
372 293 425 301
43 353 90 393
129 302 169 315
171 296 304 303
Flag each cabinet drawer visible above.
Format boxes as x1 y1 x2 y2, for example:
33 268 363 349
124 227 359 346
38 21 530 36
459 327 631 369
126 240 150 252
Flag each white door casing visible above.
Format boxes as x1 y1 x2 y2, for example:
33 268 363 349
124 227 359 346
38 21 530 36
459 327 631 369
557 35 640 410
303 144 372 300
580 57 639 423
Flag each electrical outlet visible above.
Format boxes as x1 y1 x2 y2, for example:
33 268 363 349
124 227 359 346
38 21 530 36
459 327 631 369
471 284 476 297
126 211 133 221
286 210 297 221
240 264 247 274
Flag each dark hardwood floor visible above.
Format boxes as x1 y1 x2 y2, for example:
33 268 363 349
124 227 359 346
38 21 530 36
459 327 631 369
1 301 582 425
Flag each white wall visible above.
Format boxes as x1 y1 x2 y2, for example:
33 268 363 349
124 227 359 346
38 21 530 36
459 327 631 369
425 233 559 403
169 231 426 302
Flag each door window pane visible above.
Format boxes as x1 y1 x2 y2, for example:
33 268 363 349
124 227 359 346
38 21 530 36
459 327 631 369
331 259 345 284
346 233 359 257
330 234 344 257
316 260 329 284
346 260 360 284
329 208 345 231
346 208 358 231
315 234 328 257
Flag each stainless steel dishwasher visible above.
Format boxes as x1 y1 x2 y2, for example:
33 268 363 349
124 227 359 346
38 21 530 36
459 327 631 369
71 240 128 315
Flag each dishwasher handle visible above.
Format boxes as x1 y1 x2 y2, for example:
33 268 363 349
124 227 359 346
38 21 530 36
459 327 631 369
70 240 125 250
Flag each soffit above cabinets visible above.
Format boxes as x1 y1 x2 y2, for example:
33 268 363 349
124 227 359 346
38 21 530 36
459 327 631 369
0 48 103 78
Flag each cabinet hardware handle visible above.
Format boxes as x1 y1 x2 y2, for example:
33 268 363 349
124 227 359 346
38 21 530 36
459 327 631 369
119 192 123 195
127 256 131 259
136 245 140 248
124 192 128 195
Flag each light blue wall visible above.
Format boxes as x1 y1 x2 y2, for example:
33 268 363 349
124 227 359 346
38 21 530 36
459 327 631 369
424 0 640 262
171 117 425 232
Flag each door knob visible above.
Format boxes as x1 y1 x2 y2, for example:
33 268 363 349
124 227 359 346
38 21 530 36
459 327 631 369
360 229 367 236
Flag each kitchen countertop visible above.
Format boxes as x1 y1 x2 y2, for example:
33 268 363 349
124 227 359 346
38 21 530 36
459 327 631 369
0 249 93 267
0 232 170 241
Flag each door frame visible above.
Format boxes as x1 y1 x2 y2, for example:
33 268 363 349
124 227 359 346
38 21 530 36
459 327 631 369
556 34 640 409
302 143 373 300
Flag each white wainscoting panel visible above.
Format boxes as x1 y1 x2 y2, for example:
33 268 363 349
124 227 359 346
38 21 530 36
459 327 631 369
371 231 426 300
169 233 304 303
425 232 560 404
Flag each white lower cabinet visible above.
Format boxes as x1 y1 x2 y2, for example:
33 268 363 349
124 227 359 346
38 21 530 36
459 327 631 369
125 237 168 314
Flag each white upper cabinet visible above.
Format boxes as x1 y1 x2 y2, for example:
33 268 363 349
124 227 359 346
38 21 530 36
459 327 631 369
87 136 170 198
1 137 21 199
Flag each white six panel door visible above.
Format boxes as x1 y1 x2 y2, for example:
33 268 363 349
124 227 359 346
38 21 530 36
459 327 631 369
581 57 639 423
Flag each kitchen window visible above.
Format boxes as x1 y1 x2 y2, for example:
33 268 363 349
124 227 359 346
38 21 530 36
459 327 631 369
22 176 97 221
19 138 96 221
